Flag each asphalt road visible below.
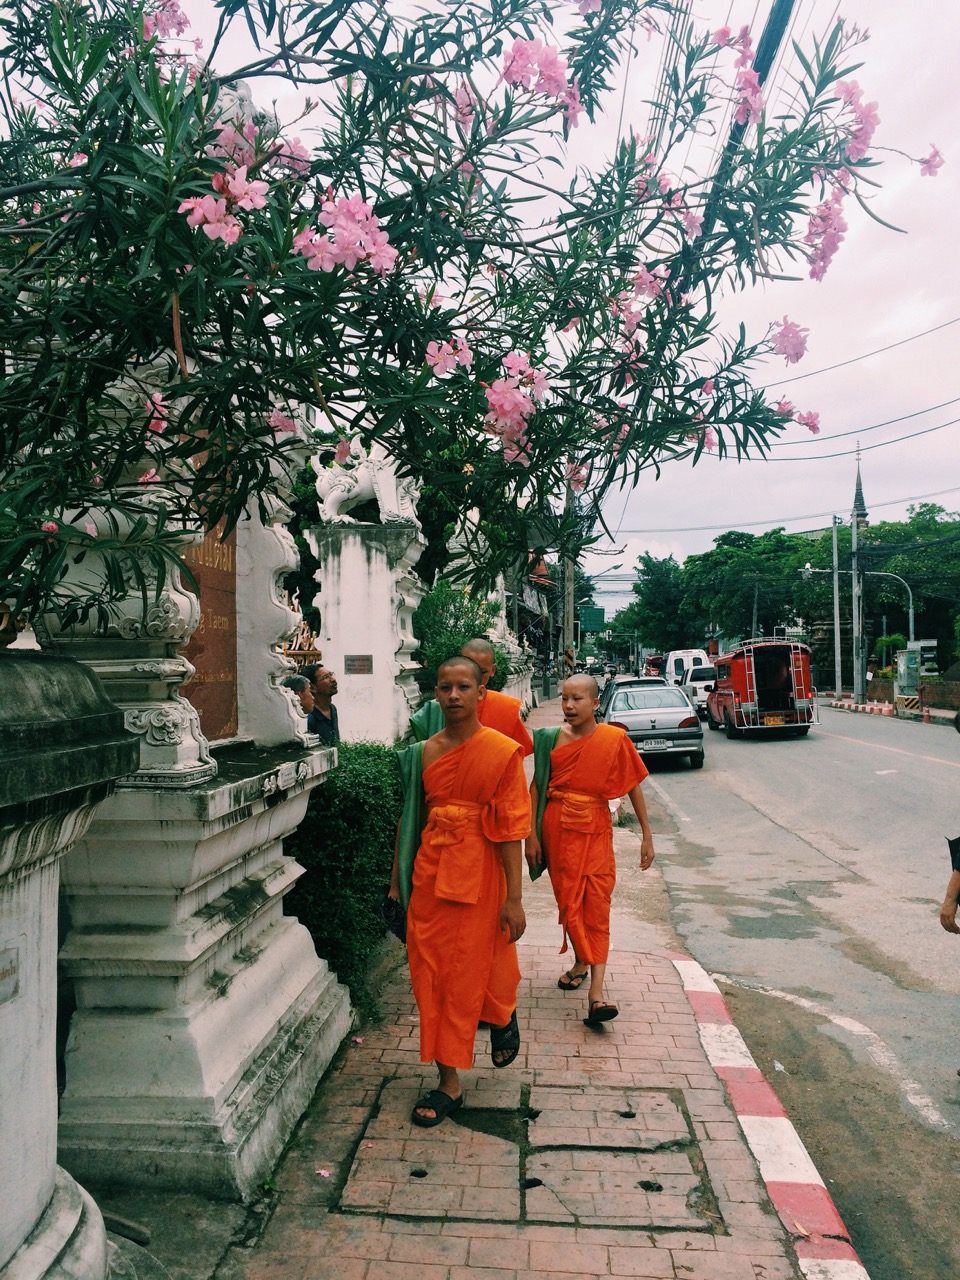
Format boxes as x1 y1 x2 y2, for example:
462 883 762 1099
638 703 960 1279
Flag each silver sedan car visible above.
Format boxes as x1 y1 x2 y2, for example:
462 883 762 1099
602 685 704 769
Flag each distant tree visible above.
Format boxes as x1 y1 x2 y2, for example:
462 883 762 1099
626 554 698 652
681 529 807 639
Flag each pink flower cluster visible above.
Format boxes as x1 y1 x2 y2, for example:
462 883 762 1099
805 185 847 281
770 315 808 364
268 408 297 434
835 80 879 162
425 336 473 376
178 165 267 243
501 38 583 128
577 0 601 15
734 68 762 127
293 195 398 276
483 351 550 465
686 427 718 453
145 392 168 433
143 0 189 42
565 461 589 493
772 398 820 434
711 25 754 67
919 145 944 177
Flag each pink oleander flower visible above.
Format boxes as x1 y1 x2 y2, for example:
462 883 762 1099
733 26 754 69
699 379 715 396
774 398 795 416
84 522 97 536
366 230 398 276
632 264 669 300
805 186 847 281
711 26 732 47
223 165 268 211
578 0 601 14
835 80 863 107
178 194 241 243
734 68 762 127
334 439 350 464
278 136 311 174
502 39 540 89
563 78 584 129
454 336 473 369
426 340 458 375
845 97 879 162
680 207 703 242
268 408 297 434
771 315 808 364
919 146 944 177
69 152 87 167
795 409 820 434
535 45 569 97
502 434 532 465
566 461 589 493
41 520 59 533
138 468 160 484
454 82 476 130
503 350 531 378
484 378 535 435
145 391 168 433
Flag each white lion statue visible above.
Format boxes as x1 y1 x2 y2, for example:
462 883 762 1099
312 436 421 530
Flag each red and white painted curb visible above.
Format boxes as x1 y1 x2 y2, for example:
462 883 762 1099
667 952 871 1280
827 700 894 716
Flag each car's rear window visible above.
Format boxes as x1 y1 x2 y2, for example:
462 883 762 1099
613 689 690 712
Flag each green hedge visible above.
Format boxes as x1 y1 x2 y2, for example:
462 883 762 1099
413 579 511 690
284 741 404 1018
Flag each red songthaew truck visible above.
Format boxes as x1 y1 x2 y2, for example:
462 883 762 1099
705 640 818 738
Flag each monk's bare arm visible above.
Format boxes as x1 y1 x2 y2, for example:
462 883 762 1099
626 783 655 870
497 840 526 942
525 782 542 870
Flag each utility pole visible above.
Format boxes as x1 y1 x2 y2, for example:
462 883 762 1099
832 516 842 697
851 506 864 701
562 483 576 681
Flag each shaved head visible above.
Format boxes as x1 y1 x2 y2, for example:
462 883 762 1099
563 673 599 698
461 638 495 663
438 655 483 684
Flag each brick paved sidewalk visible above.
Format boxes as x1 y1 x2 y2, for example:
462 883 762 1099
215 944 825 1280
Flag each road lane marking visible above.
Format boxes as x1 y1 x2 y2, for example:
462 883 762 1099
713 972 952 1132
645 777 690 822
816 728 960 770
874 769 898 775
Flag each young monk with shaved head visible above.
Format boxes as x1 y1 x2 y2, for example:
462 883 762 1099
409 638 533 756
527 674 655 1024
390 656 529 1126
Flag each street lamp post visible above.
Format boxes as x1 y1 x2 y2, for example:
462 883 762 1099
864 571 915 643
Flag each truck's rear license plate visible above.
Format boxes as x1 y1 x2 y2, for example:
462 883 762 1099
765 715 785 726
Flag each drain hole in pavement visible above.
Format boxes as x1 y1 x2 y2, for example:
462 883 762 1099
637 1179 663 1192
619 1110 637 1119
410 1169 429 1179
522 1178 543 1190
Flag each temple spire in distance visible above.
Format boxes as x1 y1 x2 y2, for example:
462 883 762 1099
852 442 868 527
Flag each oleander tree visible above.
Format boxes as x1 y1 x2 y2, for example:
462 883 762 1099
0 0 941 625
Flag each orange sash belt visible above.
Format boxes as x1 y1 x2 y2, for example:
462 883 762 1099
423 800 487 904
546 787 608 833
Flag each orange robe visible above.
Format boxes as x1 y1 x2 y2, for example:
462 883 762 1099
479 688 533 756
540 724 647 964
406 728 530 1068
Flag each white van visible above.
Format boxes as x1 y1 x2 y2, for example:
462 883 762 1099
679 664 717 718
663 649 710 685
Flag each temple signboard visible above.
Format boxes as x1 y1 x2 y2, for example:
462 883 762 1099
180 523 239 740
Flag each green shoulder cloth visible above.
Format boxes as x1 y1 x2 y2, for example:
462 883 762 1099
408 699 444 742
396 742 425 909
529 726 561 881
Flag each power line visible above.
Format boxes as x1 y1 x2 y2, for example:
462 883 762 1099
767 395 960 447
750 414 960 462
759 315 960 388
609 483 960 535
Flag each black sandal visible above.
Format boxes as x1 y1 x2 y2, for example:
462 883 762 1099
584 1000 619 1027
490 1009 521 1068
411 1089 464 1128
557 968 588 991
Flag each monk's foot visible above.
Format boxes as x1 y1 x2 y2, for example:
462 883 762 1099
490 1009 521 1068
411 1088 464 1128
557 967 589 990
584 1000 619 1027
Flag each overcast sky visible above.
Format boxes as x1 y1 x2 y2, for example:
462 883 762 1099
191 1 960 615
572 0 960 613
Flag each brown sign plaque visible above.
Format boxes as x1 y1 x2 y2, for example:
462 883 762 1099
180 523 239 740
344 654 374 675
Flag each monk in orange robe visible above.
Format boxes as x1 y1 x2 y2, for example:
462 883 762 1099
409 638 533 756
390 657 529 1127
526 674 655 1024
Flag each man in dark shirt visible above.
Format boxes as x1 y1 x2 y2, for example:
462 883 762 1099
303 664 340 745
